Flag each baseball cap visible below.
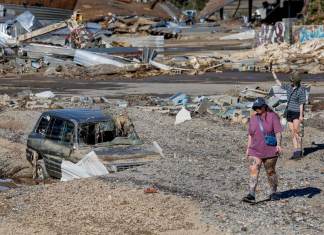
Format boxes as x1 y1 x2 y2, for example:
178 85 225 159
252 97 267 110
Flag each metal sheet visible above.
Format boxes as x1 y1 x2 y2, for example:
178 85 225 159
1 4 73 20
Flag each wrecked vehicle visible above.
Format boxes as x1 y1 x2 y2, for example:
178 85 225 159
26 109 160 180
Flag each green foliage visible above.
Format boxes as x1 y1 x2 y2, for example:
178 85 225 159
170 0 209 10
305 0 324 24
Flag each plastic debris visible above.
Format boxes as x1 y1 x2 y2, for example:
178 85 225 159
35 91 55 99
153 141 165 158
175 107 191 125
61 151 109 182
170 93 188 106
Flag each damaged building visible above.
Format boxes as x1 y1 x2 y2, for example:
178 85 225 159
199 0 306 23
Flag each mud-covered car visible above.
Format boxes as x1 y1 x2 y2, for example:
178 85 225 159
26 109 159 180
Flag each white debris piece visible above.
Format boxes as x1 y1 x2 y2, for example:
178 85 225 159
35 91 55 99
61 151 108 181
74 49 127 68
220 30 255 41
0 31 17 47
16 11 36 32
153 141 165 158
149 60 172 71
76 151 108 177
175 107 191 125
61 161 90 181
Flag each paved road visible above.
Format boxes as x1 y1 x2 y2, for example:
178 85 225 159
1 72 324 98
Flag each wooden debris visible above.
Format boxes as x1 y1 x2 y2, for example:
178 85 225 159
256 39 324 74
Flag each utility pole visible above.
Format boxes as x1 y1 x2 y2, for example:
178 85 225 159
248 0 253 22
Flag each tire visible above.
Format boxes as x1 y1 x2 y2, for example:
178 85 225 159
35 159 49 181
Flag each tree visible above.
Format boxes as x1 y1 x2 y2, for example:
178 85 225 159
170 0 208 10
305 0 324 24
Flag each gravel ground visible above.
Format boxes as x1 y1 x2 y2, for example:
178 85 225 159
106 108 324 234
0 179 218 235
0 106 323 234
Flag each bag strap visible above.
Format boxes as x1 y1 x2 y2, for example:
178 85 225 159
287 87 298 107
257 116 266 137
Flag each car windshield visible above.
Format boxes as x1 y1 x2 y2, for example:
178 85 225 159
79 121 115 145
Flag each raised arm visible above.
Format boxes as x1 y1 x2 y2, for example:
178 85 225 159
272 71 282 86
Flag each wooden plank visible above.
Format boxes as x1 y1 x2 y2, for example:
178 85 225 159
17 21 67 42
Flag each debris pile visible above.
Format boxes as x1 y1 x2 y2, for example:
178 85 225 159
1 4 323 79
0 7 234 79
0 91 121 111
256 39 324 74
133 85 312 126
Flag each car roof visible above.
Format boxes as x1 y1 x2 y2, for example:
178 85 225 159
42 109 113 124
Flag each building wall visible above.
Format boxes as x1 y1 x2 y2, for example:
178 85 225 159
223 0 270 18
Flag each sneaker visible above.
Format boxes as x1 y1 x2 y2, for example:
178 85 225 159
290 151 302 160
242 194 256 204
269 193 280 201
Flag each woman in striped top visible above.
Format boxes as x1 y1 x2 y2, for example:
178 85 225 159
274 72 306 159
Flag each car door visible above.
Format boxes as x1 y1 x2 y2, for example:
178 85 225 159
27 115 51 151
42 118 73 158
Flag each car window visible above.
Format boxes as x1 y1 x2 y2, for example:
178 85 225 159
79 121 115 145
62 121 75 143
46 118 65 141
35 116 50 135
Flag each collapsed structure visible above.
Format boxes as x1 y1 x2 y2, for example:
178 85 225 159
0 0 323 79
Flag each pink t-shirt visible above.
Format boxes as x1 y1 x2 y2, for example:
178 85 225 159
248 112 283 158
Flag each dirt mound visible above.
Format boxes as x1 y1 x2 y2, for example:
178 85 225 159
0 179 218 234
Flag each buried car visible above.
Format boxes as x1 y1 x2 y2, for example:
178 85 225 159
26 109 160 180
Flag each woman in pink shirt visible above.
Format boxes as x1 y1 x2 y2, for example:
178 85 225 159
243 97 283 203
